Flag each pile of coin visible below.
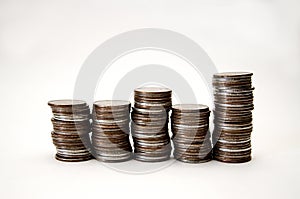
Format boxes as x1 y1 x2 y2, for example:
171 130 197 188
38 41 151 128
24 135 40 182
92 100 132 162
48 100 93 162
171 104 212 163
131 87 172 162
212 72 254 163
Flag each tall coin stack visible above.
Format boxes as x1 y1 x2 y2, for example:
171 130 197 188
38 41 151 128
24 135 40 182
212 72 254 163
171 104 212 163
92 100 132 162
48 100 93 162
131 87 172 162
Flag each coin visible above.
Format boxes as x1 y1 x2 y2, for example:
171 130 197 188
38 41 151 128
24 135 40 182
48 99 87 107
213 72 253 78
212 72 254 163
171 104 212 163
91 100 132 162
132 86 172 162
48 100 93 162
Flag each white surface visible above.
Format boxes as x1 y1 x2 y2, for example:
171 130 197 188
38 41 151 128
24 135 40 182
1 0 300 198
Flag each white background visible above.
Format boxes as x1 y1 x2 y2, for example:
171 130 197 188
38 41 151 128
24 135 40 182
1 0 300 198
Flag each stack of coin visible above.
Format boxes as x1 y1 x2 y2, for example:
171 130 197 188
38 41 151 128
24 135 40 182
171 104 212 163
131 87 172 162
212 72 254 163
92 100 132 162
48 100 93 162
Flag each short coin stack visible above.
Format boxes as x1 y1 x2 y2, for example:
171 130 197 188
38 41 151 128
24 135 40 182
48 100 93 162
131 87 172 162
171 104 212 163
92 100 132 162
212 72 254 163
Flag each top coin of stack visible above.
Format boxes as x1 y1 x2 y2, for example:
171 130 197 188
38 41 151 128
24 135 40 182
171 104 212 163
48 100 93 162
131 87 172 162
212 72 254 163
92 100 132 162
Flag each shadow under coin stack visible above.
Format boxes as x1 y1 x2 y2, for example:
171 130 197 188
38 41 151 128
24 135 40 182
92 100 132 162
48 100 93 162
171 104 212 163
212 72 254 163
131 87 172 162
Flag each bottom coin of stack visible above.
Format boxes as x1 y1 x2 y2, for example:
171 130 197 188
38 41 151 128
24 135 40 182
48 100 93 162
92 100 132 162
212 72 254 163
171 104 212 163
